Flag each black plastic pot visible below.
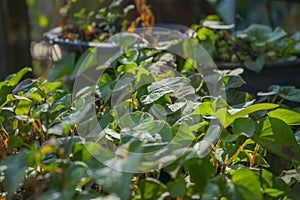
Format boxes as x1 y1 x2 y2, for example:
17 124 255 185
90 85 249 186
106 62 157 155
44 27 117 53
44 24 192 53
218 62 300 94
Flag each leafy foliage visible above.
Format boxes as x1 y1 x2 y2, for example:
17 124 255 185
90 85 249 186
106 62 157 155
59 0 154 42
192 17 300 73
1 47 300 199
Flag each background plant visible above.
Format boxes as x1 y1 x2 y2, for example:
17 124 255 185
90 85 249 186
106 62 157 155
59 0 154 42
191 16 300 73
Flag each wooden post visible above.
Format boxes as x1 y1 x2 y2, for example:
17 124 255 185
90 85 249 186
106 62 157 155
0 0 31 80
0 1 8 79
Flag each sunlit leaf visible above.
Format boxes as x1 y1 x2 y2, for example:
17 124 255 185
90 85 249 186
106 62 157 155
223 103 279 127
7 67 32 86
230 168 262 200
117 62 137 74
268 108 300 125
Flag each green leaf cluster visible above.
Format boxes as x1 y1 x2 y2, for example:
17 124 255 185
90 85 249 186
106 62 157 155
192 18 300 73
1 46 300 199
59 0 135 42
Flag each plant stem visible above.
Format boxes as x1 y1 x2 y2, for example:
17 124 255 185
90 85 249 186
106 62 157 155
40 163 63 174
225 139 252 167
278 98 285 105
131 174 140 190
243 150 252 162
213 139 221 151
271 94 279 103
0 100 9 109
250 143 260 167
210 152 218 175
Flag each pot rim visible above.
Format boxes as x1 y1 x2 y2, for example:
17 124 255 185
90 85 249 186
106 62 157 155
217 61 300 69
44 27 116 50
44 24 193 51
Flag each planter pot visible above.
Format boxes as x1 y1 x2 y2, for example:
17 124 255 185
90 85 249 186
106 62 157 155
43 24 193 84
44 24 192 53
44 27 117 53
218 62 300 94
